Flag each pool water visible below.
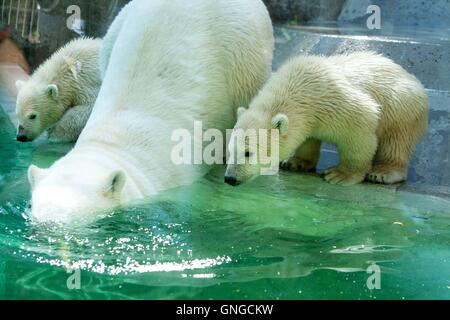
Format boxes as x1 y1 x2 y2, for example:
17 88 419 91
0 107 449 300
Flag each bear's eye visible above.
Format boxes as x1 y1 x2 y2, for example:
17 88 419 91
245 151 252 158
29 114 37 120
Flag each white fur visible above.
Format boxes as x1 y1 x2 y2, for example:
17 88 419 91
226 52 429 186
28 0 274 223
15 38 102 142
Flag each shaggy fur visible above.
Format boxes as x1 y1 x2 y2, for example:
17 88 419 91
28 0 274 223
225 52 429 186
15 38 102 142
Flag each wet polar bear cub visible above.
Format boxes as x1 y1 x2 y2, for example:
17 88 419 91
225 52 428 186
28 0 274 223
15 38 102 142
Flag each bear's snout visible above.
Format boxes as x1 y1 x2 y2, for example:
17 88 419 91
16 134 30 142
225 176 240 187
16 125 31 142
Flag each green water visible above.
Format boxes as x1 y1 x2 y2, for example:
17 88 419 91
0 108 449 300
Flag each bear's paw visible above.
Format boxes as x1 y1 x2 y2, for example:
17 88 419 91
324 167 366 186
366 165 406 185
280 156 316 173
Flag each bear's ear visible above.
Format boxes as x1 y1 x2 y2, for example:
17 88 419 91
237 107 247 119
271 113 289 135
46 84 59 100
104 170 126 199
28 165 48 190
15 80 26 92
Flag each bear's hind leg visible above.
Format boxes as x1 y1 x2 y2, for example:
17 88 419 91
324 133 377 186
366 131 415 184
281 138 322 172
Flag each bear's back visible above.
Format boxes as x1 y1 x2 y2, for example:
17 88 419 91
84 0 273 133
32 38 101 84
331 52 428 134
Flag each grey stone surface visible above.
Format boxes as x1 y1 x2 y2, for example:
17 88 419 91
273 25 450 196
340 0 450 31
274 27 450 91
263 0 346 23
264 0 450 40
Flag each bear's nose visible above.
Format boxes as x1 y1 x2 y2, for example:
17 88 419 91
224 176 240 186
16 134 29 142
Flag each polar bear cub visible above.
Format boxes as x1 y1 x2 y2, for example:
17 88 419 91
15 38 102 142
225 52 428 186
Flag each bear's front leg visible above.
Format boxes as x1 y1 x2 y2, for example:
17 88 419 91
324 134 377 186
281 138 322 172
47 105 92 142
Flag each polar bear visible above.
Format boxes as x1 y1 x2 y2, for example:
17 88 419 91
15 38 102 142
224 52 428 186
27 0 274 223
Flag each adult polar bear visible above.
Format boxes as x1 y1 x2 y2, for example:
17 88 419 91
28 0 274 223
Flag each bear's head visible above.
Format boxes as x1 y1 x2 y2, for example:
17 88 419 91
27 162 127 224
15 80 66 142
224 107 289 186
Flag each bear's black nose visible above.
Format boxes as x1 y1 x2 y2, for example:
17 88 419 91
16 135 29 142
225 176 240 186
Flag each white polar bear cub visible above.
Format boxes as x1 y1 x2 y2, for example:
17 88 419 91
225 52 428 186
15 38 102 142
28 0 274 223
